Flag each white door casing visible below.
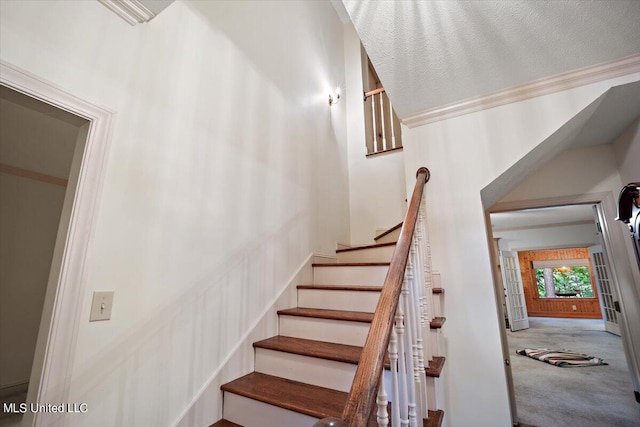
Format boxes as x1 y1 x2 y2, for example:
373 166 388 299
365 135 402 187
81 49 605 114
589 245 621 336
1 61 113 426
500 250 529 332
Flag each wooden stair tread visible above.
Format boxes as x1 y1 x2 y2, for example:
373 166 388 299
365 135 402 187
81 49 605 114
278 307 374 323
312 262 390 267
221 372 444 426
254 336 364 364
432 287 444 294
297 284 383 292
254 336 442 378
426 356 446 378
209 420 242 427
336 241 396 253
425 410 445 427
374 221 403 241
221 372 346 419
430 316 446 329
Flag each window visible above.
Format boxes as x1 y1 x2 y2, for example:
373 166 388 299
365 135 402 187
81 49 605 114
533 259 595 298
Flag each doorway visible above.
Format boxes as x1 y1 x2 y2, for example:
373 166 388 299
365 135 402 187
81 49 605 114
0 62 112 427
487 201 639 426
0 86 88 426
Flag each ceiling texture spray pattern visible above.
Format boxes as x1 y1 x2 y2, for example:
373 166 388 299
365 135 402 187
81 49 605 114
342 0 640 119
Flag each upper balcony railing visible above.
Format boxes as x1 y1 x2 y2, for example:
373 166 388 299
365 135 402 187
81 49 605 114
364 88 402 156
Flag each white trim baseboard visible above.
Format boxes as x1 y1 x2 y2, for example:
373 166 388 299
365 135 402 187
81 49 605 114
313 253 338 264
172 253 315 427
403 53 640 128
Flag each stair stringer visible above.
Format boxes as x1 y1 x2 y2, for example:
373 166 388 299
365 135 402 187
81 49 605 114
173 253 314 427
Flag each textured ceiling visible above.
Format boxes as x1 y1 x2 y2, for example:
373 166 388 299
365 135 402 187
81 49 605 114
343 0 640 119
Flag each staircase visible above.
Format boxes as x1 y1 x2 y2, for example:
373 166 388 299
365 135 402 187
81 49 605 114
212 231 446 427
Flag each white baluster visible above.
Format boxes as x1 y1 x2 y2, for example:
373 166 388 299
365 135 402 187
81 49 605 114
419 192 436 416
418 200 433 320
377 374 389 427
411 239 429 418
402 256 418 427
389 321 401 427
420 196 435 318
395 298 409 427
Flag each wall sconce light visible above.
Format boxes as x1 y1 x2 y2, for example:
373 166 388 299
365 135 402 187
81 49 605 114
328 88 340 106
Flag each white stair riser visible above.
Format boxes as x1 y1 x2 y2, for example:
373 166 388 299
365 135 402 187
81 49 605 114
279 316 370 346
376 228 401 244
428 329 442 358
298 289 380 312
223 377 426 426
223 392 318 427
427 373 444 411
254 348 431 403
313 266 388 286
433 293 442 318
336 246 395 263
255 348 356 392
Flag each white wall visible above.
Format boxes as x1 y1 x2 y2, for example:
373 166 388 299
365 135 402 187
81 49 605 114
0 95 82 391
344 23 406 245
402 73 639 427
613 117 640 185
499 144 624 204
0 1 350 425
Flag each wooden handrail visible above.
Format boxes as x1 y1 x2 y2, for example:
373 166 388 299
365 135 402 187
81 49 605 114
363 87 386 100
317 167 430 427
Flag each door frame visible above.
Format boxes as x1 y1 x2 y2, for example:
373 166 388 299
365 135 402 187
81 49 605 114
1 61 113 426
500 250 530 332
485 191 640 424
588 244 621 336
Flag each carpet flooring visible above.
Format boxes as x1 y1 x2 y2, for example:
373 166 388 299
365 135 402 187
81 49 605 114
507 317 640 427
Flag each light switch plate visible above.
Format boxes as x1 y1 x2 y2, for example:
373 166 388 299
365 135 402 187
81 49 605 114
90 291 114 321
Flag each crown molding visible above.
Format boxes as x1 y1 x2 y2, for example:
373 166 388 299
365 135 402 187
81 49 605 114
98 0 172 26
403 53 640 128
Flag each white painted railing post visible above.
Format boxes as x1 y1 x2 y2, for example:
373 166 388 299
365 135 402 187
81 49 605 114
377 375 389 427
402 257 419 427
395 297 409 426
389 323 401 427
419 195 434 320
410 238 429 419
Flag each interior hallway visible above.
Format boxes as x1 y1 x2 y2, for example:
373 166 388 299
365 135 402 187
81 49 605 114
507 317 640 427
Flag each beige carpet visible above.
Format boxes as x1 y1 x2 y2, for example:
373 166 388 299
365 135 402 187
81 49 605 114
507 317 640 427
